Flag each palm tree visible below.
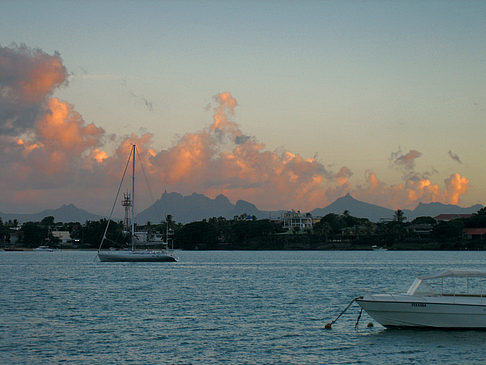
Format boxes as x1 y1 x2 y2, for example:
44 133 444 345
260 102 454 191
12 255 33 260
392 209 407 242
393 209 406 224
165 214 174 229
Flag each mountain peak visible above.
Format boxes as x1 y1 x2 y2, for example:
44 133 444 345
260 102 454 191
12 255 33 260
311 194 396 221
335 193 358 203
215 194 230 203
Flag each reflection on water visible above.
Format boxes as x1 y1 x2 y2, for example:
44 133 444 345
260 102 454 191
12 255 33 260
1 250 486 364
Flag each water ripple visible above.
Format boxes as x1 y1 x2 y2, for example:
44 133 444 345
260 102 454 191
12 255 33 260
2 250 486 364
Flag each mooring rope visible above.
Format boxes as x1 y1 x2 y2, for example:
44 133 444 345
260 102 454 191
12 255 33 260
355 307 363 329
325 297 360 329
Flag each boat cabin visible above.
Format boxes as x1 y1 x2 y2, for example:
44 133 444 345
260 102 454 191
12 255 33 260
407 270 486 297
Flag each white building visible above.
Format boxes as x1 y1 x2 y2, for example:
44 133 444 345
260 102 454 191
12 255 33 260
51 231 71 245
282 210 313 231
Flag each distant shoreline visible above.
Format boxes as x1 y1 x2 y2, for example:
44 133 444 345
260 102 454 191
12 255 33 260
2 244 485 252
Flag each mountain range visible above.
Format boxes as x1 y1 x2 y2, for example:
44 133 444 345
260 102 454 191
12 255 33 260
136 191 268 224
0 204 103 224
0 193 482 224
310 193 482 222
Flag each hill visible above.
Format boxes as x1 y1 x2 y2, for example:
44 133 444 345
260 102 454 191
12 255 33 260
311 194 397 221
0 204 103 223
409 202 483 220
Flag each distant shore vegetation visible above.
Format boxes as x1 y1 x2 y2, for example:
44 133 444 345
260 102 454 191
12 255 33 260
1 208 486 250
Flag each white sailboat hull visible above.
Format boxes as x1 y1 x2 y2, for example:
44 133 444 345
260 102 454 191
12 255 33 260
98 144 180 263
98 250 177 262
357 294 486 328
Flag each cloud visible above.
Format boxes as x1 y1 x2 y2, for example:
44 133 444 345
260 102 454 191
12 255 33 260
444 173 469 205
388 147 440 185
36 98 105 155
390 148 422 171
0 44 67 135
144 92 336 210
0 45 107 208
235 134 251 145
448 150 462 164
0 45 473 213
135 92 470 211
353 171 469 209
121 79 154 112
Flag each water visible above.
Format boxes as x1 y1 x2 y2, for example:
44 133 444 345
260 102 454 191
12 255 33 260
2 250 486 364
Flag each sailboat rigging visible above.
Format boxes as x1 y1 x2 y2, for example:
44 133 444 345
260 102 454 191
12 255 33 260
97 144 178 262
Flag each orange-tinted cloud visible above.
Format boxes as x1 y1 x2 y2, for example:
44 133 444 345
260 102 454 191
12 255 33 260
0 44 67 135
0 44 66 102
0 45 473 213
16 138 39 155
0 45 107 201
142 92 336 210
141 92 471 211
210 92 241 140
445 173 469 205
35 97 104 155
354 171 469 209
90 148 109 163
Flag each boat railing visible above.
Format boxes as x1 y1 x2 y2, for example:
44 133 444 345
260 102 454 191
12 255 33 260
426 276 486 299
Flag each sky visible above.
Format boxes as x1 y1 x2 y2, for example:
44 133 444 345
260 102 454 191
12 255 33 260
0 0 485 216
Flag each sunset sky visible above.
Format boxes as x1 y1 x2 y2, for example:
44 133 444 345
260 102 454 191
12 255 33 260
0 0 485 216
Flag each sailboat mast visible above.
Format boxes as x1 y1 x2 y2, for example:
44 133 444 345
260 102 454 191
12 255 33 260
131 144 136 251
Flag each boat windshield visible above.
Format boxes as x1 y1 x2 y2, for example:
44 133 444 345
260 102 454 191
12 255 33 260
408 279 438 296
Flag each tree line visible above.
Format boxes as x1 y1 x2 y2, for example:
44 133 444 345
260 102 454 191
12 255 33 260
1 208 486 250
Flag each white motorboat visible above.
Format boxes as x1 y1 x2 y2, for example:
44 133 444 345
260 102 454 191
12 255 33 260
356 269 486 328
97 144 178 263
34 246 54 252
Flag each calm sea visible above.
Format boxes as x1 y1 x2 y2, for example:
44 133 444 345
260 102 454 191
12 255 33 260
2 250 486 364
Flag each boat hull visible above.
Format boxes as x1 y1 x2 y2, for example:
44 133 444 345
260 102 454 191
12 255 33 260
357 295 486 328
34 246 54 252
98 251 177 262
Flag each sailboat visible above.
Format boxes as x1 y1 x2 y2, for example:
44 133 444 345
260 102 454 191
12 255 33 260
97 144 178 262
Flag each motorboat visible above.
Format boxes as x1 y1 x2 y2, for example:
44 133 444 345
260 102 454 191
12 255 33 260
34 246 54 252
356 269 486 328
